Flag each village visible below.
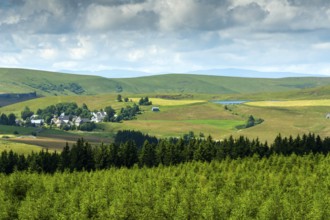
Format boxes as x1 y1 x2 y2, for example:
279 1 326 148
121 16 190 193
11 99 159 131
26 110 108 127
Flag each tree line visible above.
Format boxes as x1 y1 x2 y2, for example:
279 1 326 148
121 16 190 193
2 131 330 174
0 113 16 126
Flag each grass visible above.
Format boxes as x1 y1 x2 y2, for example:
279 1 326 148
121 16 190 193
0 94 207 116
225 104 330 142
0 125 37 135
0 139 46 154
0 94 129 116
130 98 206 106
108 120 244 139
246 99 330 107
184 119 244 129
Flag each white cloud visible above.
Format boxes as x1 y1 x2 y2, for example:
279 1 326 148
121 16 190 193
39 48 57 59
1 0 330 75
312 42 330 50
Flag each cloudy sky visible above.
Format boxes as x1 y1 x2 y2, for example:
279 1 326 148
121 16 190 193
1 0 330 76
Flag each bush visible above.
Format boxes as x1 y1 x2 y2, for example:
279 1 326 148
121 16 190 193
79 122 96 131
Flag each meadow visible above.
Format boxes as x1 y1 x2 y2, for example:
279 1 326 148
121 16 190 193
0 139 44 155
1 154 329 219
247 99 330 107
2 93 330 153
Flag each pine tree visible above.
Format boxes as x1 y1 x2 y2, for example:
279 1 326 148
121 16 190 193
60 142 71 171
118 140 138 168
139 140 157 167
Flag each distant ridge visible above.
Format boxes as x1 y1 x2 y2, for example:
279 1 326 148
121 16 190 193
1 68 330 96
188 68 325 78
61 69 154 78
63 68 325 79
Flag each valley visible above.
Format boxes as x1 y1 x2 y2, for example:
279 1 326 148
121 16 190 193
1 68 330 154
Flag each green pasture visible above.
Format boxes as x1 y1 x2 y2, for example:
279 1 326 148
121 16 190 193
0 139 45 154
130 97 206 106
228 104 330 142
0 125 36 135
107 119 244 139
0 94 129 116
185 119 244 129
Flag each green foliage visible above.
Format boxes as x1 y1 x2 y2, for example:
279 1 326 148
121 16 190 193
27 82 85 94
139 97 152 106
236 115 264 129
116 94 123 102
246 115 255 128
0 155 330 219
119 104 140 121
21 106 34 120
104 106 116 122
79 122 96 131
2 132 330 174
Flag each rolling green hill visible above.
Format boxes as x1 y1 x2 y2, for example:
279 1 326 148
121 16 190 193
1 68 330 96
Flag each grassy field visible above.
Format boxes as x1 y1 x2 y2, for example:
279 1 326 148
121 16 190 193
108 119 244 139
0 139 46 154
0 94 127 116
228 104 330 141
247 99 330 107
130 98 206 106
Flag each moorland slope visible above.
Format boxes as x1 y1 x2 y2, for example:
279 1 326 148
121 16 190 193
1 68 330 96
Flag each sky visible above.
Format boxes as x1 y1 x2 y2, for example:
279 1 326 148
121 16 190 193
1 0 330 76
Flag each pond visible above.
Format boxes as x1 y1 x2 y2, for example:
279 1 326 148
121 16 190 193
212 100 248 105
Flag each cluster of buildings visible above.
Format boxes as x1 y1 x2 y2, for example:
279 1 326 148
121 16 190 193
16 107 159 128
27 111 107 127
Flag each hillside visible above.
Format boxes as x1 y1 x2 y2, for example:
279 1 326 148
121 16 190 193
1 68 330 96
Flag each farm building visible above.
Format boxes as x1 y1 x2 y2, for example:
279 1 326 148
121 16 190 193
31 119 44 126
152 107 160 112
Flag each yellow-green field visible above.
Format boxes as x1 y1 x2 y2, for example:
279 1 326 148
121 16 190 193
130 98 206 106
247 99 330 107
0 139 46 154
0 94 123 116
0 95 206 116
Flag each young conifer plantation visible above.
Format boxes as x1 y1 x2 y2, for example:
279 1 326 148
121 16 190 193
0 154 330 219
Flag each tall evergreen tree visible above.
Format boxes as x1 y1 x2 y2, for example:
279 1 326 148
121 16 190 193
139 140 157 167
118 140 138 168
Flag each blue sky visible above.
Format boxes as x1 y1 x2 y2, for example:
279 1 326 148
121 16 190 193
1 0 330 76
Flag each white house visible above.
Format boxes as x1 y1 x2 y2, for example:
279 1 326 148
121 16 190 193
51 113 71 127
31 119 44 126
91 111 107 123
74 117 91 126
